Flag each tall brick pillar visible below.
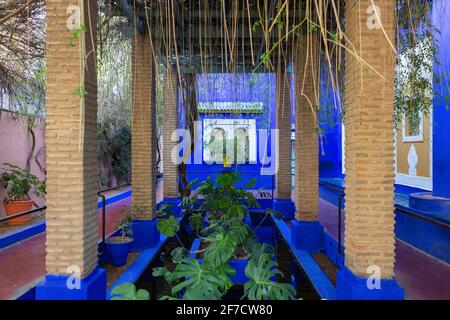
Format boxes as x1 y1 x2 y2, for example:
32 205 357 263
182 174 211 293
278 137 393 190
273 72 295 219
130 34 159 250
336 0 404 300
162 72 180 209
36 0 106 300
291 33 322 253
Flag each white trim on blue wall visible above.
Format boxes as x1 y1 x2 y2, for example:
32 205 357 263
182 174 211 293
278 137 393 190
395 173 432 191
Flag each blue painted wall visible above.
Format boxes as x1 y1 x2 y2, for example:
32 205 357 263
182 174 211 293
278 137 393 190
432 1 450 198
318 61 344 179
185 73 277 189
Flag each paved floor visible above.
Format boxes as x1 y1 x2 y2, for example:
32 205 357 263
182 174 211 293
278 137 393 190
0 196 131 300
0 181 165 301
318 198 450 300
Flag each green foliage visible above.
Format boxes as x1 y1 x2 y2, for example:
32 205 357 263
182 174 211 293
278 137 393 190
97 14 133 188
117 211 133 241
243 253 296 300
110 283 150 300
157 215 180 238
73 86 87 100
157 202 175 217
228 221 251 247
170 246 188 264
156 203 180 238
68 24 87 47
394 0 440 130
180 191 204 236
97 123 131 186
0 163 46 202
203 232 237 268
154 258 234 300
153 172 296 300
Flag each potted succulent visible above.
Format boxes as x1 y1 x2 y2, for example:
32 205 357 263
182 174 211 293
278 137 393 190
105 212 133 267
1 163 46 225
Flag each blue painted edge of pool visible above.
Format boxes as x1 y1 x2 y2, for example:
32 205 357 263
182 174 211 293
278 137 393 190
0 221 46 249
0 188 132 250
271 214 337 300
107 214 185 299
319 181 450 265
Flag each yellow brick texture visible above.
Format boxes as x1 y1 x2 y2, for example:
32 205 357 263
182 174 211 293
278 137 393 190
344 0 397 279
45 0 98 277
163 72 179 198
294 34 320 221
276 72 292 199
131 34 157 219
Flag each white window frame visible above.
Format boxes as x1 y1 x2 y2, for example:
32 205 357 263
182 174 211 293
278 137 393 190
203 118 257 164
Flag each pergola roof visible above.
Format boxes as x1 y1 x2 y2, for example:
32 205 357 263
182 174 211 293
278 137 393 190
108 0 310 73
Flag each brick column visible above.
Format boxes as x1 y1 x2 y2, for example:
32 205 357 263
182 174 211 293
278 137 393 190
336 0 403 299
290 32 322 252
163 72 179 199
36 0 105 299
131 34 157 219
130 34 160 250
294 35 319 222
273 72 295 218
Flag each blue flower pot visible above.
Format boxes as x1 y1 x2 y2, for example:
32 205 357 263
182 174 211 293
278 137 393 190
105 237 133 267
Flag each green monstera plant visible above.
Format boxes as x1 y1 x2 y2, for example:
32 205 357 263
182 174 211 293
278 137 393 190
153 172 295 300
243 253 296 300
110 283 150 300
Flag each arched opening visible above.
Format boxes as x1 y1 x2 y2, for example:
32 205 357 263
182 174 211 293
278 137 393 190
207 127 226 163
234 127 250 164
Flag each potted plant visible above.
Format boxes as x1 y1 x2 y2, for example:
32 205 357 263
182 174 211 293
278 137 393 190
105 212 133 267
1 163 46 225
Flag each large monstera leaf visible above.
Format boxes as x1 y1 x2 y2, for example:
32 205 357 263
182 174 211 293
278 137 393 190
167 258 231 300
243 253 296 300
228 220 251 246
157 215 180 237
110 283 150 300
203 232 237 268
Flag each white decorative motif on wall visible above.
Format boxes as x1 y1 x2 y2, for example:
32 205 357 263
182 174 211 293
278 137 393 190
407 144 418 176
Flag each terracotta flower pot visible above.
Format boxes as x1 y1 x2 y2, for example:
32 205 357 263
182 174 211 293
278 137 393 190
3 200 33 225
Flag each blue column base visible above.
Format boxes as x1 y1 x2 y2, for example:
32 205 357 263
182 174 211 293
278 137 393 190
291 220 323 253
161 197 182 216
272 199 296 220
35 267 106 300
130 219 160 252
336 266 404 300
